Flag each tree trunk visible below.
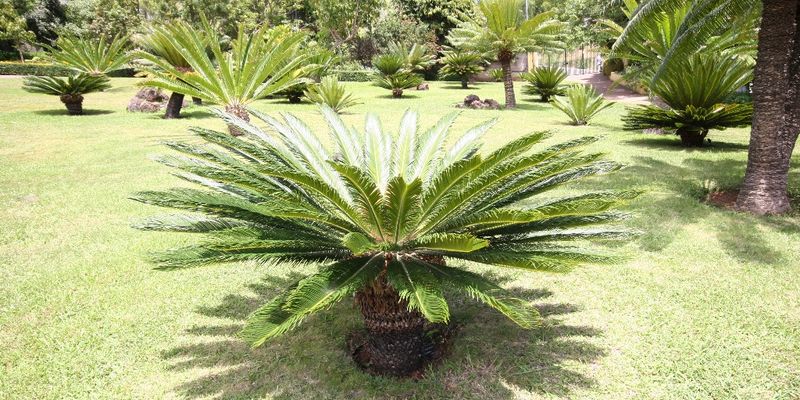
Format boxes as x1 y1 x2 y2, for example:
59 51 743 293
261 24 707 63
60 94 84 115
164 92 184 119
735 0 800 214
192 97 202 105
225 104 250 136
499 52 516 108
678 128 708 147
461 76 468 89
392 88 403 98
355 275 427 376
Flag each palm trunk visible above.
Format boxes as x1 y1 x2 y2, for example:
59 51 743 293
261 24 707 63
355 275 427 376
735 0 800 214
164 92 184 119
678 127 708 147
392 88 403 98
192 97 202 105
60 94 83 115
225 104 250 136
461 76 469 89
499 52 516 108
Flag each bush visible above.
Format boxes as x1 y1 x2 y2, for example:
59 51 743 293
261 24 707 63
0 61 135 77
521 65 567 102
332 69 374 82
550 84 615 125
602 58 624 76
304 75 360 113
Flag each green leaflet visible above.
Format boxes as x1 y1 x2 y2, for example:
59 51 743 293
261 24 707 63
387 258 450 323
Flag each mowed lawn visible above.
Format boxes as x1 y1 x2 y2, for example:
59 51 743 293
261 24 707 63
1 77 799 400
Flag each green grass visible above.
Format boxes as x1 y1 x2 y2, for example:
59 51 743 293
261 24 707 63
1 77 799 399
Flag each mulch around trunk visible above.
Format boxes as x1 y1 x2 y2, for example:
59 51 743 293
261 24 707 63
347 322 459 379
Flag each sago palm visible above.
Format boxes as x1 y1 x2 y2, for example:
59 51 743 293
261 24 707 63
133 106 636 376
521 65 567 102
134 23 308 135
551 84 615 125
448 0 563 108
304 75 360 113
42 35 131 76
387 42 436 73
622 54 753 146
372 53 424 98
134 21 210 119
22 73 111 115
438 49 486 89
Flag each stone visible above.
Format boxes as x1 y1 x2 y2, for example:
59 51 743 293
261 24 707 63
127 87 170 113
416 83 429 90
456 94 501 110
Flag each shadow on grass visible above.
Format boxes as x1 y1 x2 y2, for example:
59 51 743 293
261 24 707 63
33 108 115 116
600 155 798 265
162 273 603 399
622 136 749 152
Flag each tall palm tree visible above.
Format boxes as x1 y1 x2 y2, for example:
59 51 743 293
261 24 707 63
448 0 563 108
134 23 308 135
615 0 797 214
133 106 636 376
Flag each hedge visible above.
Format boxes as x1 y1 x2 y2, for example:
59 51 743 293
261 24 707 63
0 62 136 77
332 69 374 82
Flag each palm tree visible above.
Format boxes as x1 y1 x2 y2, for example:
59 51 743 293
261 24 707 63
438 49 486 89
22 74 111 115
448 0 563 108
521 65 567 102
304 75 360 113
622 54 753 146
133 106 636 376
134 22 207 119
134 23 308 135
42 35 131 76
614 0 797 214
372 52 424 98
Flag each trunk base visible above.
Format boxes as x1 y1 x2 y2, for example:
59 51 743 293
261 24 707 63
164 92 185 119
225 105 250 136
391 89 403 98
60 94 84 115
350 272 453 377
678 129 708 147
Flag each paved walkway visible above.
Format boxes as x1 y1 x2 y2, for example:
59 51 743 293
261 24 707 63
567 73 652 104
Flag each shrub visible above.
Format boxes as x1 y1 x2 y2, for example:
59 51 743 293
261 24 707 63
133 106 636 376
304 75 360 113
0 61 136 76
22 73 111 115
438 49 485 89
372 52 424 98
602 58 624 76
332 69 374 82
42 35 131 76
550 84 615 125
521 65 567 102
622 54 754 146
488 68 503 81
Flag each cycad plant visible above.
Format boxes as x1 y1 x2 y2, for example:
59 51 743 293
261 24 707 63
438 49 486 89
304 75 360 113
22 73 111 115
622 54 753 146
42 35 130 76
372 53 423 98
388 42 436 73
448 0 563 108
521 65 567 102
551 85 615 125
135 22 209 119
133 106 636 376
134 23 308 135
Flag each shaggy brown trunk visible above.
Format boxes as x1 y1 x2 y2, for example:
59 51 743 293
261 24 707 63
460 76 469 89
355 275 427 376
60 94 83 115
499 50 516 108
164 92 184 119
735 0 800 214
225 104 250 136
192 97 202 105
678 127 708 147
392 88 404 98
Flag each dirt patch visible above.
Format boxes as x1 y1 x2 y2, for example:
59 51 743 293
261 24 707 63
707 189 739 210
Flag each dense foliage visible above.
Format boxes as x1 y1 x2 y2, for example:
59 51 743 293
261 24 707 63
42 35 130 75
438 49 485 89
134 106 635 373
622 54 753 146
304 75 360 113
521 65 567 102
22 73 110 114
551 84 614 125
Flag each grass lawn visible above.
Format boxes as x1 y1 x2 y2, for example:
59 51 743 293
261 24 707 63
1 77 799 400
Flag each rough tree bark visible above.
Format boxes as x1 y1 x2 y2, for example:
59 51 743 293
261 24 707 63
60 94 83 115
461 76 469 89
499 50 516 108
225 104 250 136
164 92 184 119
735 0 800 214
